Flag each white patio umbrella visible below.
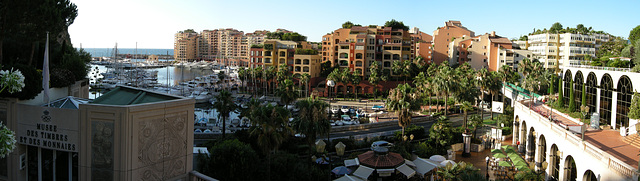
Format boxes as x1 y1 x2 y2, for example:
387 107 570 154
429 155 446 162
440 160 456 167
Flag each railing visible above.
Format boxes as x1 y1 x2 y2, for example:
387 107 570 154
564 65 631 72
189 171 219 181
515 100 638 178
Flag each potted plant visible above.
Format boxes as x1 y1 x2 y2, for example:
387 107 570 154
628 92 640 135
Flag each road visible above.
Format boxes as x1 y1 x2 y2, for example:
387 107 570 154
328 112 494 140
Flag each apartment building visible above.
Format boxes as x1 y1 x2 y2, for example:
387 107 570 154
321 26 428 77
410 27 434 64
248 39 297 68
432 20 475 65
174 31 199 62
497 49 533 71
517 33 610 68
447 32 513 71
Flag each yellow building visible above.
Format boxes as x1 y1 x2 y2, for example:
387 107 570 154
173 31 199 62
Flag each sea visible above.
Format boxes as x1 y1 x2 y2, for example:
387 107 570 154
80 48 173 57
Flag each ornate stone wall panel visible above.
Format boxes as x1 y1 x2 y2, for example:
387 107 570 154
91 121 114 181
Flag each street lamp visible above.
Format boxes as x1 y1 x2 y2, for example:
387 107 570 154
327 80 335 102
485 156 490 180
335 142 346 162
316 140 326 153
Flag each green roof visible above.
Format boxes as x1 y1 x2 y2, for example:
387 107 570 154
91 86 180 105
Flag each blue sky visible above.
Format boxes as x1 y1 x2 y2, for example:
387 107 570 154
68 0 640 49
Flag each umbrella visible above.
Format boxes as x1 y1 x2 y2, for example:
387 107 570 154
440 160 456 167
498 161 512 167
502 145 515 151
493 153 507 158
316 157 329 165
513 160 527 168
505 148 517 154
491 149 503 154
332 166 352 176
507 153 518 159
429 155 446 162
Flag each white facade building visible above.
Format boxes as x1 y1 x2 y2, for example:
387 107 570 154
521 33 610 68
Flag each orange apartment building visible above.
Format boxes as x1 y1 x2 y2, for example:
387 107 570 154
432 20 475 65
447 31 513 71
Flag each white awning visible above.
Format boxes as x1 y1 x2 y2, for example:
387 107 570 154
413 157 439 176
353 165 374 179
396 163 416 178
344 158 359 167
333 175 364 181
376 168 395 177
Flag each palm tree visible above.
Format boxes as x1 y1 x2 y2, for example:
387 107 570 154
433 64 457 117
351 71 361 100
212 90 238 138
291 97 330 161
299 73 310 97
477 68 491 120
217 71 226 91
340 68 351 99
327 69 341 100
385 83 419 137
248 104 292 181
488 71 502 120
369 61 384 101
414 72 433 114
266 66 276 94
275 79 298 106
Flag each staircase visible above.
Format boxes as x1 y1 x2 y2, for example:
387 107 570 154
622 133 640 149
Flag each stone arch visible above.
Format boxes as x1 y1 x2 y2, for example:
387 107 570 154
527 127 536 162
599 74 613 127
520 120 527 149
564 155 577 181
586 72 598 115
550 144 560 180
574 71 584 108
564 70 573 107
582 170 597 181
537 134 547 170
616 75 633 129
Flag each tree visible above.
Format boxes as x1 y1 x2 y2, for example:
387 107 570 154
429 116 453 151
291 97 330 160
557 77 564 107
217 71 226 91
212 90 238 138
414 72 432 114
385 83 419 137
342 21 354 29
266 66 276 94
351 71 361 100
433 64 457 117
299 73 310 97
248 104 292 181
630 25 640 45
477 68 491 120
369 61 384 100
384 19 409 31
629 92 640 120
568 79 576 112
339 68 351 99
238 67 247 92
275 79 298 106
197 139 260 181
550 22 563 33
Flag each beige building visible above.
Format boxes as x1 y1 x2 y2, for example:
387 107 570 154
173 31 199 62
516 33 610 68
1 85 195 181
497 49 533 71
447 32 513 71
293 54 322 78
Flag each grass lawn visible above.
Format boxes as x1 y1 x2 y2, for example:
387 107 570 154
483 119 497 126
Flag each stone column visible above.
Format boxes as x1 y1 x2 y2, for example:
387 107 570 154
611 93 618 129
595 88 601 114
525 133 535 162
535 143 545 171
512 121 519 145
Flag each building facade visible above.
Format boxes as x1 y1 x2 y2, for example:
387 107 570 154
517 33 610 68
447 32 513 71
173 31 199 62
1 86 195 181
432 21 475 65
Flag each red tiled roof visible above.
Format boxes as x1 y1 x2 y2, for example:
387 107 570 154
357 151 405 168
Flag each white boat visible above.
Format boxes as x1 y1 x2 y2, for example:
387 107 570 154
341 106 349 113
334 120 344 126
331 106 339 114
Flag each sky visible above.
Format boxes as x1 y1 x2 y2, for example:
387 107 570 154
68 0 640 49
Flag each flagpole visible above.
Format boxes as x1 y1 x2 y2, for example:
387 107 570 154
43 32 50 107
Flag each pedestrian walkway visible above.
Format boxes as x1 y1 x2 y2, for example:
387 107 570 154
455 137 515 181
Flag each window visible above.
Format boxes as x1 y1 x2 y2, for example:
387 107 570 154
357 39 364 43
483 59 487 62
355 46 364 50
367 46 375 50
